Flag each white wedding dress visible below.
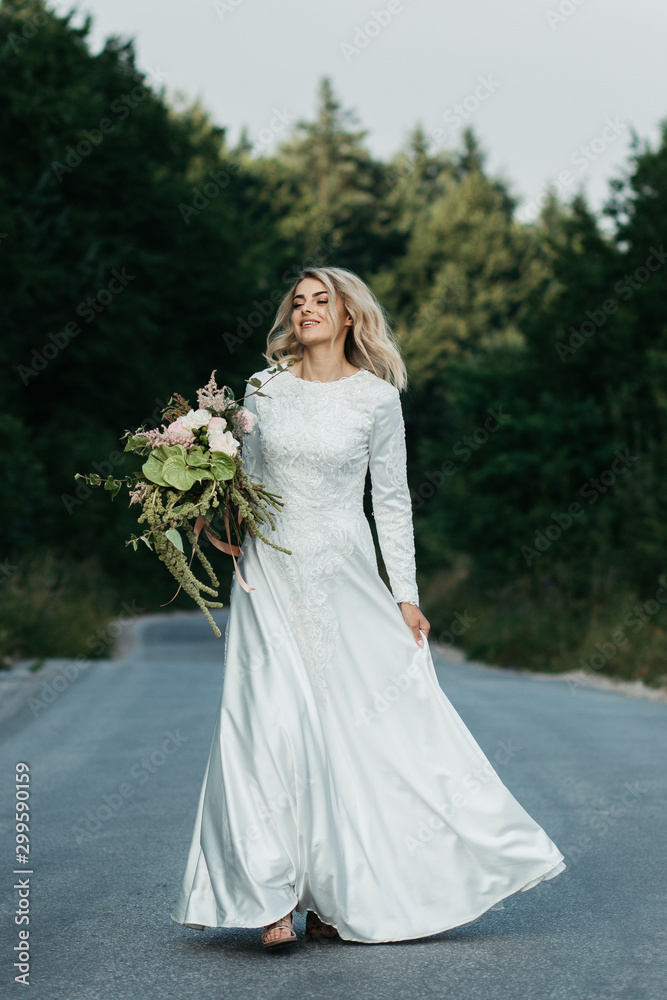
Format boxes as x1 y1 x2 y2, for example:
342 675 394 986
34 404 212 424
170 365 565 943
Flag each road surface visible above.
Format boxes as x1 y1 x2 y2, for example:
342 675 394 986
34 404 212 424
1 610 665 1000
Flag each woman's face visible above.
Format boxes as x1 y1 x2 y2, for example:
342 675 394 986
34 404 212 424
291 277 352 347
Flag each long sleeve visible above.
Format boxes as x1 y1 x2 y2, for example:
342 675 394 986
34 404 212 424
240 376 265 484
368 386 420 606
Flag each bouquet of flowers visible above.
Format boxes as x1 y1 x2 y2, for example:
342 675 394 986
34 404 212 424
75 367 290 637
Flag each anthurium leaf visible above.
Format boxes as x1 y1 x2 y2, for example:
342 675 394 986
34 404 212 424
165 528 184 552
185 447 209 468
210 453 236 481
162 457 197 491
191 468 215 483
142 454 169 486
165 444 188 460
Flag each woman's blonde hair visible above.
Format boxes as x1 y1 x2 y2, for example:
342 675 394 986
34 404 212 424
264 266 408 390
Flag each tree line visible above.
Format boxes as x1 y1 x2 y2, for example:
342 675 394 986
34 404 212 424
2 0 666 684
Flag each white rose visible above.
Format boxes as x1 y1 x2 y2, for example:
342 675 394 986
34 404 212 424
177 408 212 431
208 429 240 457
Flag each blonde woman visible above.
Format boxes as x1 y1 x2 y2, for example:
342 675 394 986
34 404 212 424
170 266 565 949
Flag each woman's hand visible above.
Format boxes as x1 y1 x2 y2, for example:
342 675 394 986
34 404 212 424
400 603 430 647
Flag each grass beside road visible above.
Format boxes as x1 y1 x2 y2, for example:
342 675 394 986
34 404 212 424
0 550 120 667
423 569 667 689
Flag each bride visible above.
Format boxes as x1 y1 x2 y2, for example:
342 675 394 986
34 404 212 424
170 266 566 949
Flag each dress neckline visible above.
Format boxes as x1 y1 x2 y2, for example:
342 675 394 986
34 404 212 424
286 367 365 384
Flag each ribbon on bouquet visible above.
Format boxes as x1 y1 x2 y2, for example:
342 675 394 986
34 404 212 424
160 505 254 607
194 508 255 594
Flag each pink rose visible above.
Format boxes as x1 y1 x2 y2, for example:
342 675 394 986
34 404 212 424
207 416 227 431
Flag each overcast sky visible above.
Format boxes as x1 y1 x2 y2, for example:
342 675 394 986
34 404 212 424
66 0 665 223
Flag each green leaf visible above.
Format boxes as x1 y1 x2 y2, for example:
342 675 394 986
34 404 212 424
104 479 122 499
124 434 149 452
191 468 215 483
165 528 184 552
185 446 209 468
164 444 188 460
248 377 262 387
142 454 169 487
140 536 153 550
152 443 187 462
210 453 236 481
162 457 198 491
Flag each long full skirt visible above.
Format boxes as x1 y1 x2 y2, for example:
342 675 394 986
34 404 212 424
170 531 565 943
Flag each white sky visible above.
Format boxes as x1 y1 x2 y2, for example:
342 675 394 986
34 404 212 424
65 0 666 223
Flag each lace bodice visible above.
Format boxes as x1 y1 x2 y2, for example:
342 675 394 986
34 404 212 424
240 366 420 607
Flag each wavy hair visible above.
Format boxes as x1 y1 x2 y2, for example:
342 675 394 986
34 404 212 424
264 266 408 390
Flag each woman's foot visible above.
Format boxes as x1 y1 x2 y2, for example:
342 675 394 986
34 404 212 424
261 910 297 949
305 910 339 938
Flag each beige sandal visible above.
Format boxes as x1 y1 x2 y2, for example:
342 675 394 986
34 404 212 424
261 910 297 949
305 910 339 938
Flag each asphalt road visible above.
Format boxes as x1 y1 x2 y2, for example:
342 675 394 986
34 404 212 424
1 610 665 1000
